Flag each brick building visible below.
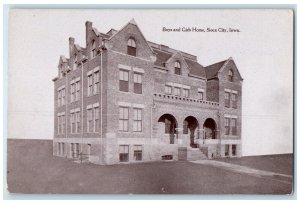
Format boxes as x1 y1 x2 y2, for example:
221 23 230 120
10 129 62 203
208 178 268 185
53 19 243 165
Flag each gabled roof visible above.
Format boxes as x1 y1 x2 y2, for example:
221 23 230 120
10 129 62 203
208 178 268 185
92 27 100 36
74 44 83 52
185 59 206 78
153 49 172 67
109 18 155 54
204 60 227 79
60 55 68 63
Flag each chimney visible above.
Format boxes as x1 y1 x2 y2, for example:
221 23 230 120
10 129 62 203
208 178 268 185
85 21 93 46
69 37 75 58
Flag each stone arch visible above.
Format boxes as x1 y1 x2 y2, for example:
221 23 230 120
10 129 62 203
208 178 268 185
203 118 217 139
183 116 199 147
158 114 178 144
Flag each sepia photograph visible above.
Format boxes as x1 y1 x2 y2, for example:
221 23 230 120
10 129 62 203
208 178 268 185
6 8 294 195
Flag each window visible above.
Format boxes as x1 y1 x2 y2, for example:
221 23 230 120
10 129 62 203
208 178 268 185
75 81 80 101
232 145 237 156
94 107 99 132
162 155 173 160
88 74 93 96
119 107 129 131
57 90 61 106
165 85 172 95
225 92 230 108
71 112 76 133
133 145 142 161
133 73 142 94
174 61 181 75
93 71 99 95
119 145 129 162
62 143 65 156
232 93 237 109
182 89 189 98
198 91 204 100
133 108 142 132
76 111 80 133
91 40 96 58
231 118 237 135
119 70 129 92
74 53 78 69
174 87 181 96
225 144 230 156
61 115 65 134
87 108 93 132
225 117 230 135
57 142 61 155
165 119 171 134
70 83 75 102
61 89 65 105
58 116 61 134
72 143 80 158
127 38 136 56
228 70 233 82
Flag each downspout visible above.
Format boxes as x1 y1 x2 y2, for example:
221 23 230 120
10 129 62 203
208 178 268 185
80 61 84 160
100 45 104 164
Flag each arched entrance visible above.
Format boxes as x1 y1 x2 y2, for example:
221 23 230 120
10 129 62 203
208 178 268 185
203 118 217 139
158 114 178 144
183 116 199 148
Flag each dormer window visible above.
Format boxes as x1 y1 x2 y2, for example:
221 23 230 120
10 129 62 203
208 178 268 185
174 61 181 75
228 70 233 82
127 38 136 56
91 40 96 58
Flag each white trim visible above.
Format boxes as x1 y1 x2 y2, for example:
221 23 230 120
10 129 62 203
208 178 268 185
118 101 131 107
198 88 205 92
225 88 231 92
87 70 93 76
224 114 231 118
87 104 93 109
75 107 80 112
57 112 65 116
231 115 238 119
166 82 174 86
154 68 168 73
93 102 100 108
93 66 100 72
58 85 65 91
118 64 131 71
70 109 75 114
182 85 191 90
132 103 145 108
173 83 182 88
133 67 145 74
231 90 238 94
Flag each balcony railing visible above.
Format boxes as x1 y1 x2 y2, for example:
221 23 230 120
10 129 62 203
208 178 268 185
153 93 219 107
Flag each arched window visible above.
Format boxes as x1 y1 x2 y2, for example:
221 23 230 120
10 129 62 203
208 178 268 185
127 38 136 56
228 70 233 82
91 40 96 58
174 61 181 75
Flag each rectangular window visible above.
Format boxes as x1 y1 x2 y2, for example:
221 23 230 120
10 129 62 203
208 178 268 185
198 91 204 100
133 108 142 132
182 88 189 98
119 107 129 132
57 142 61 155
76 111 80 133
119 145 129 162
232 145 237 156
62 143 65 156
57 116 61 134
133 145 142 161
165 85 172 95
61 115 65 134
93 71 99 95
71 112 76 133
119 70 129 92
225 117 230 135
58 90 61 106
87 108 93 132
232 93 237 109
231 118 237 135
61 89 65 105
72 143 79 158
174 87 181 96
94 107 99 132
175 67 181 75
88 74 93 96
225 144 230 156
75 81 80 101
133 73 142 94
70 83 75 102
225 92 230 108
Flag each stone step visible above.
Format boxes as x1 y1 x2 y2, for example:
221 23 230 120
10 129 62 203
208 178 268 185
187 148 207 160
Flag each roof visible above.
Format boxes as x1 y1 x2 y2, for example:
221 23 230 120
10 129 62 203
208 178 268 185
153 49 172 67
185 59 206 78
60 55 68 63
204 60 227 79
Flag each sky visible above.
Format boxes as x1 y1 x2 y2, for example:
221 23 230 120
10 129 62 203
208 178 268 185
8 9 293 156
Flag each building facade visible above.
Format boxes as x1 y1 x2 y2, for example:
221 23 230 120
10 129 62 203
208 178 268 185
53 19 243 165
